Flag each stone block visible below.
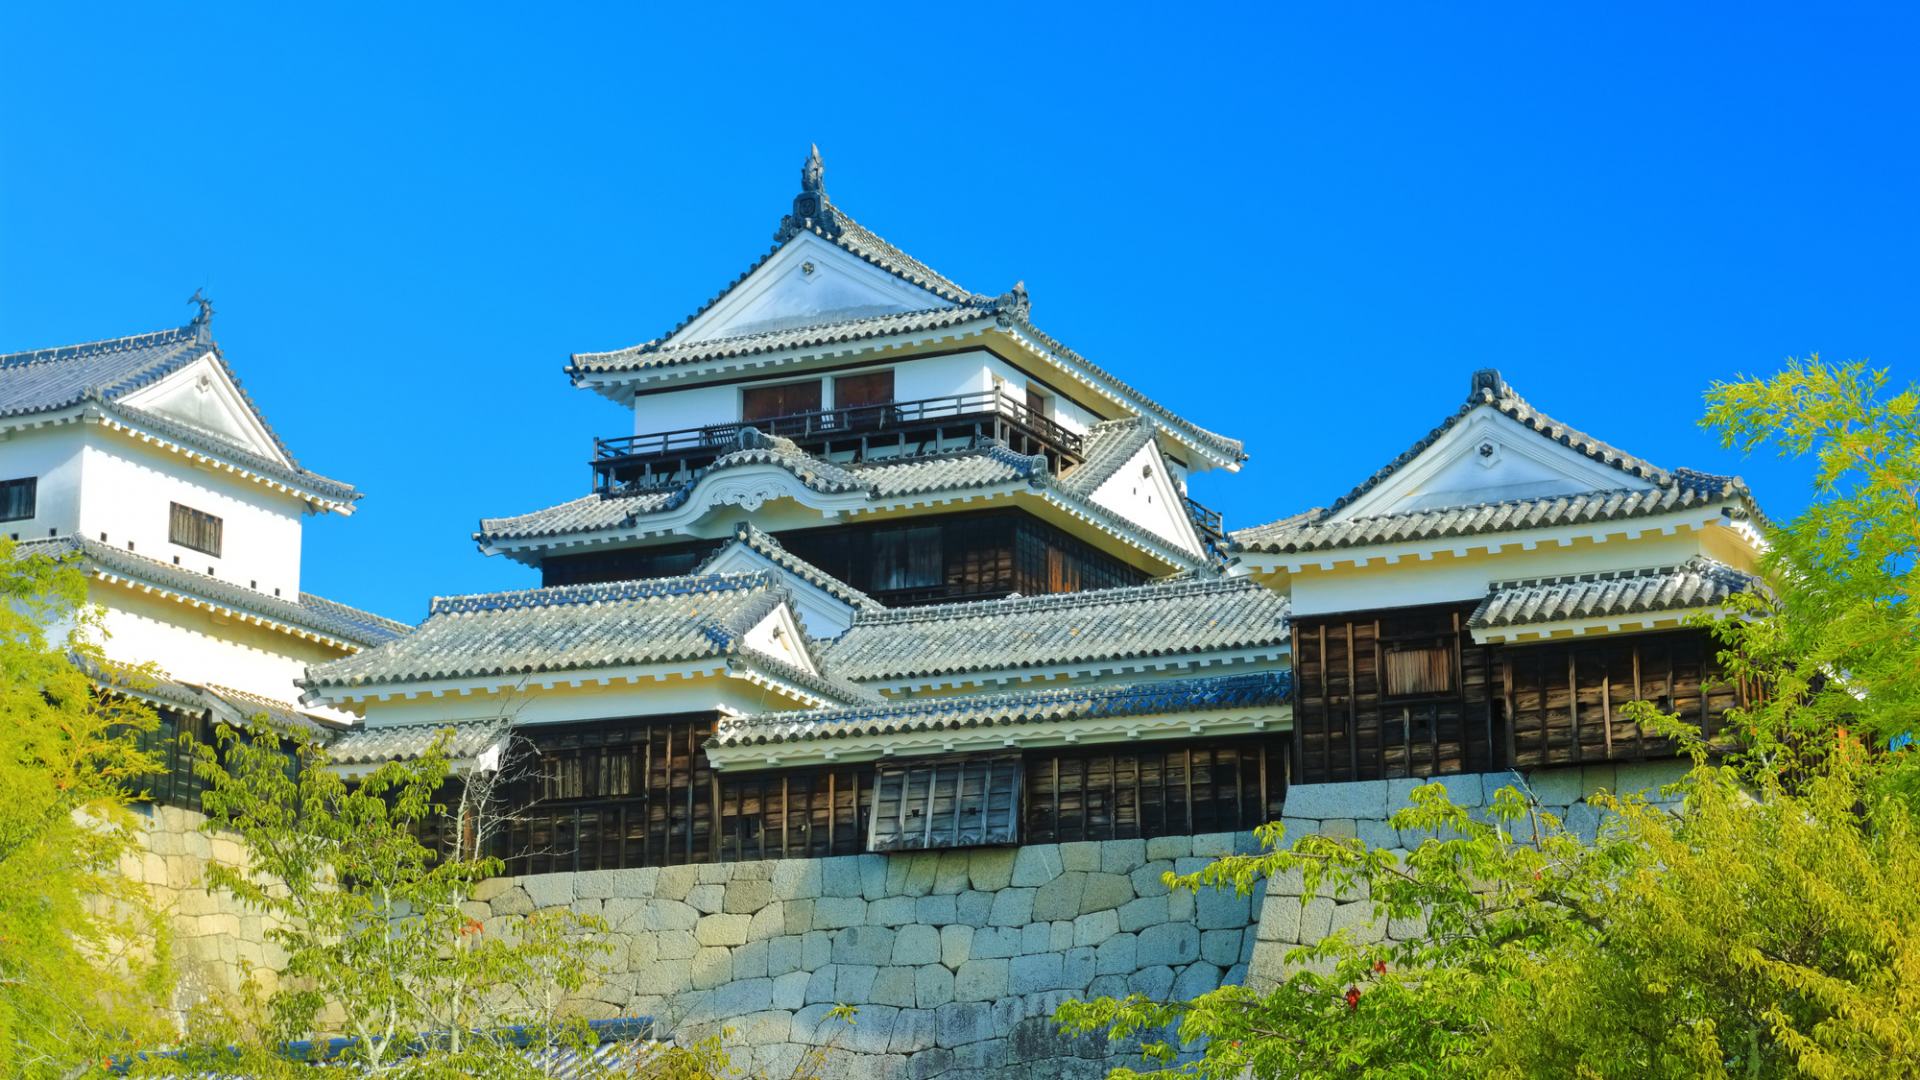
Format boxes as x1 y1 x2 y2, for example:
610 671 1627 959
1284 779 1389 820
914 893 957 925
1191 832 1236 857
804 965 837 1004
822 856 865 898
1137 922 1199 967
488 886 533 916
1173 961 1222 999
915 963 955 1008
1580 764 1618 799
1257 895 1303 943
1146 835 1191 861
1060 841 1103 871
890 1006 939 1053
1127 964 1175 999
939 923 973 968
771 858 821 900
835 963 878 1004
1356 818 1400 850
953 958 1009 1001
723 878 775 914
1088 973 1130 1001
832 925 895 966
1101 838 1147 874
783 898 813 935
1201 928 1244 967
859 854 889 900
768 935 803 977
733 938 770 980
793 1001 847 1043
686 883 725 915
1010 951 1065 994
1094 931 1137 974
583 866 660 898
655 928 698 960
1566 802 1606 844
935 1001 995 1048
871 965 918 1007
1614 760 1688 801
731 1009 791 1045
1173 856 1212 876
968 848 1017 891
868 895 916 926
893 923 941 966
1129 860 1173 899
1387 907 1430 941
842 1004 901 1053
988 887 1036 926
812 896 867 930
933 850 972 894
747 902 784 942
801 930 832 970
521 874 574 909
470 876 517 903
1012 844 1064 886
1298 897 1336 945
1117 895 1171 933
631 956 692 995
1080 872 1134 914
954 889 993 928
1514 766 1578 806
1032 871 1087 921
1318 817 1358 839
1062 945 1096 991
1194 886 1250 929
653 864 698 901
1073 908 1119 947
901 852 940 897
695 913 751 947
706 977 773 1018
690 947 731 989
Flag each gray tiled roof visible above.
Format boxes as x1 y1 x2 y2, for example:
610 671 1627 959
1231 474 1756 556
302 571 842 694
1470 556 1762 631
821 576 1290 684
0 317 357 503
475 435 1204 570
695 521 881 611
1057 416 1159 497
198 683 339 737
19 537 409 649
711 670 1292 749
563 151 1244 468
326 719 511 766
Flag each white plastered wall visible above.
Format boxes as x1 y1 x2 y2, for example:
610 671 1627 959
75 429 306 600
1085 439 1204 557
0 424 87 540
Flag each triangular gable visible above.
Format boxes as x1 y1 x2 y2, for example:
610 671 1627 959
1329 369 1667 522
701 538 866 639
742 603 817 673
115 351 293 466
1082 438 1207 558
672 231 957 345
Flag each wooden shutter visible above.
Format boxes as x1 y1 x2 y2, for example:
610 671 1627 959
868 755 1021 852
833 370 894 408
741 380 822 422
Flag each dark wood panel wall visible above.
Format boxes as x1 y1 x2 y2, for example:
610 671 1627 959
1293 607 1744 784
475 720 1288 874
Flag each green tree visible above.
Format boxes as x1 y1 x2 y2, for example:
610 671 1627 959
161 729 614 1078
0 539 169 1078
1058 358 1920 1078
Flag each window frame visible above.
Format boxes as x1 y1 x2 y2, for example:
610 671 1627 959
739 378 824 424
1380 634 1457 701
0 476 36 522
168 502 224 557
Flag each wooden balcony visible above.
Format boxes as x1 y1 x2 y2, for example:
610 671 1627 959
591 390 1086 495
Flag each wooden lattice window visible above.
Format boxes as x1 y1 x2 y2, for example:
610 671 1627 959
169 502 223 557
868 755 1021 852
1383 638 1454 699
741 379 822 423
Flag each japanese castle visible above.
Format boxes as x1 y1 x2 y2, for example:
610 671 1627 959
2 148 1768 1068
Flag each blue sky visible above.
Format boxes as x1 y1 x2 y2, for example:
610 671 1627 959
2 4 1914 622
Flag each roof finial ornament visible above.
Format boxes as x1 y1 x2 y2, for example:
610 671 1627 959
994 280 1032 322
187 288 214 343
778 144 842 242
1469 368 1505 401
801 143 825 195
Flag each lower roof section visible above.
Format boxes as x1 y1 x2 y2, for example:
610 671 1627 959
1469 556 1763 643
705 670 1293 771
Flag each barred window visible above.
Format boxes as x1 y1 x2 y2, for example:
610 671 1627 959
1383 640 1454 698
169 503 222 557
0 477 35 522
868 755 1020 852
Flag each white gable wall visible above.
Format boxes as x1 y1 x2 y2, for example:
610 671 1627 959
1086 440 1205 557
116 353 292 466
76 431 306 600
674 233 954 345
699 542 861 638
1332 406 1656 521
743 605 815 670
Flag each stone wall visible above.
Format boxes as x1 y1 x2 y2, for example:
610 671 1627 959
122 804 286 1016
1246 760 1689 988
464 833 1266 1079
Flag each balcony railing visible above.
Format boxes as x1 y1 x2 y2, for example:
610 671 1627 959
1184 494 1228 556
591 390 1086 496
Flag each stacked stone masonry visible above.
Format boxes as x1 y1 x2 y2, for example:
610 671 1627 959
138 762 1687 1078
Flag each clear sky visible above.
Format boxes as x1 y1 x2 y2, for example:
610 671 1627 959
2 4 1914 623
